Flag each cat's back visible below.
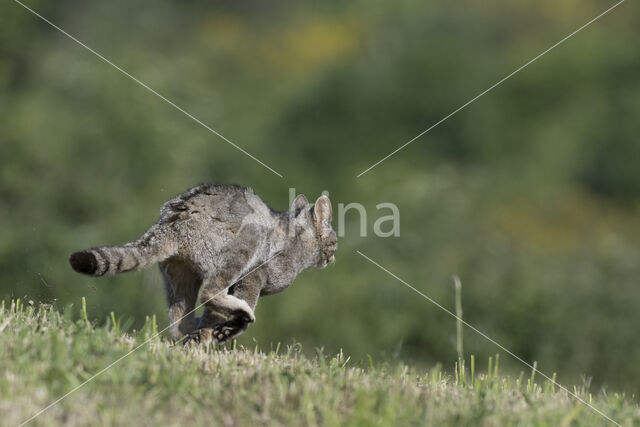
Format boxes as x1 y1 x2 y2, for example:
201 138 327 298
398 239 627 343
158 184 277 229
160 184 247 220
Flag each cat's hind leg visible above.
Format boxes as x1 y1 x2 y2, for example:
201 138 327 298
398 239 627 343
159 259 201 339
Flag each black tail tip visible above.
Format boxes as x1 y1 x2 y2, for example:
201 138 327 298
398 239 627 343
69 251 97 275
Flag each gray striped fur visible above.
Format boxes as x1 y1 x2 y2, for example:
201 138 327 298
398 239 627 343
70 184 337 343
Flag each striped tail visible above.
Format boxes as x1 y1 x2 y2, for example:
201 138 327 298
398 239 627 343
69 237 175 277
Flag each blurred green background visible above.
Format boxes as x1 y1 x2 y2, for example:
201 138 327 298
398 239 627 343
1 0 639 393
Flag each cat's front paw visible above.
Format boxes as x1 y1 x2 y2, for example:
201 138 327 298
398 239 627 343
212 317 250 343
181 328 214 346
219 294 255 323
232 309 255 325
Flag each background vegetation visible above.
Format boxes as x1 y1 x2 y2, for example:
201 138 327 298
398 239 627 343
1 0 639 397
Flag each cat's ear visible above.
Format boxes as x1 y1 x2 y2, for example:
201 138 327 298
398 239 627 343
291 194 308 216
313 195 332 229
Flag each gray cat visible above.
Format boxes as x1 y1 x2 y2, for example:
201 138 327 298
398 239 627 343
69 184 337 344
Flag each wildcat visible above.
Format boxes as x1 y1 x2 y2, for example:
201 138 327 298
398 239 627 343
69 184 337 344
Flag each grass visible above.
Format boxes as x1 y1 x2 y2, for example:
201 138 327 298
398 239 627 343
1 299 638 426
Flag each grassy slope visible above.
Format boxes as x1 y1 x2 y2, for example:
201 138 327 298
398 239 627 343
2 300 638 427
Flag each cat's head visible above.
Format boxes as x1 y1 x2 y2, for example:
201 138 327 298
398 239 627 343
290 194 337 268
